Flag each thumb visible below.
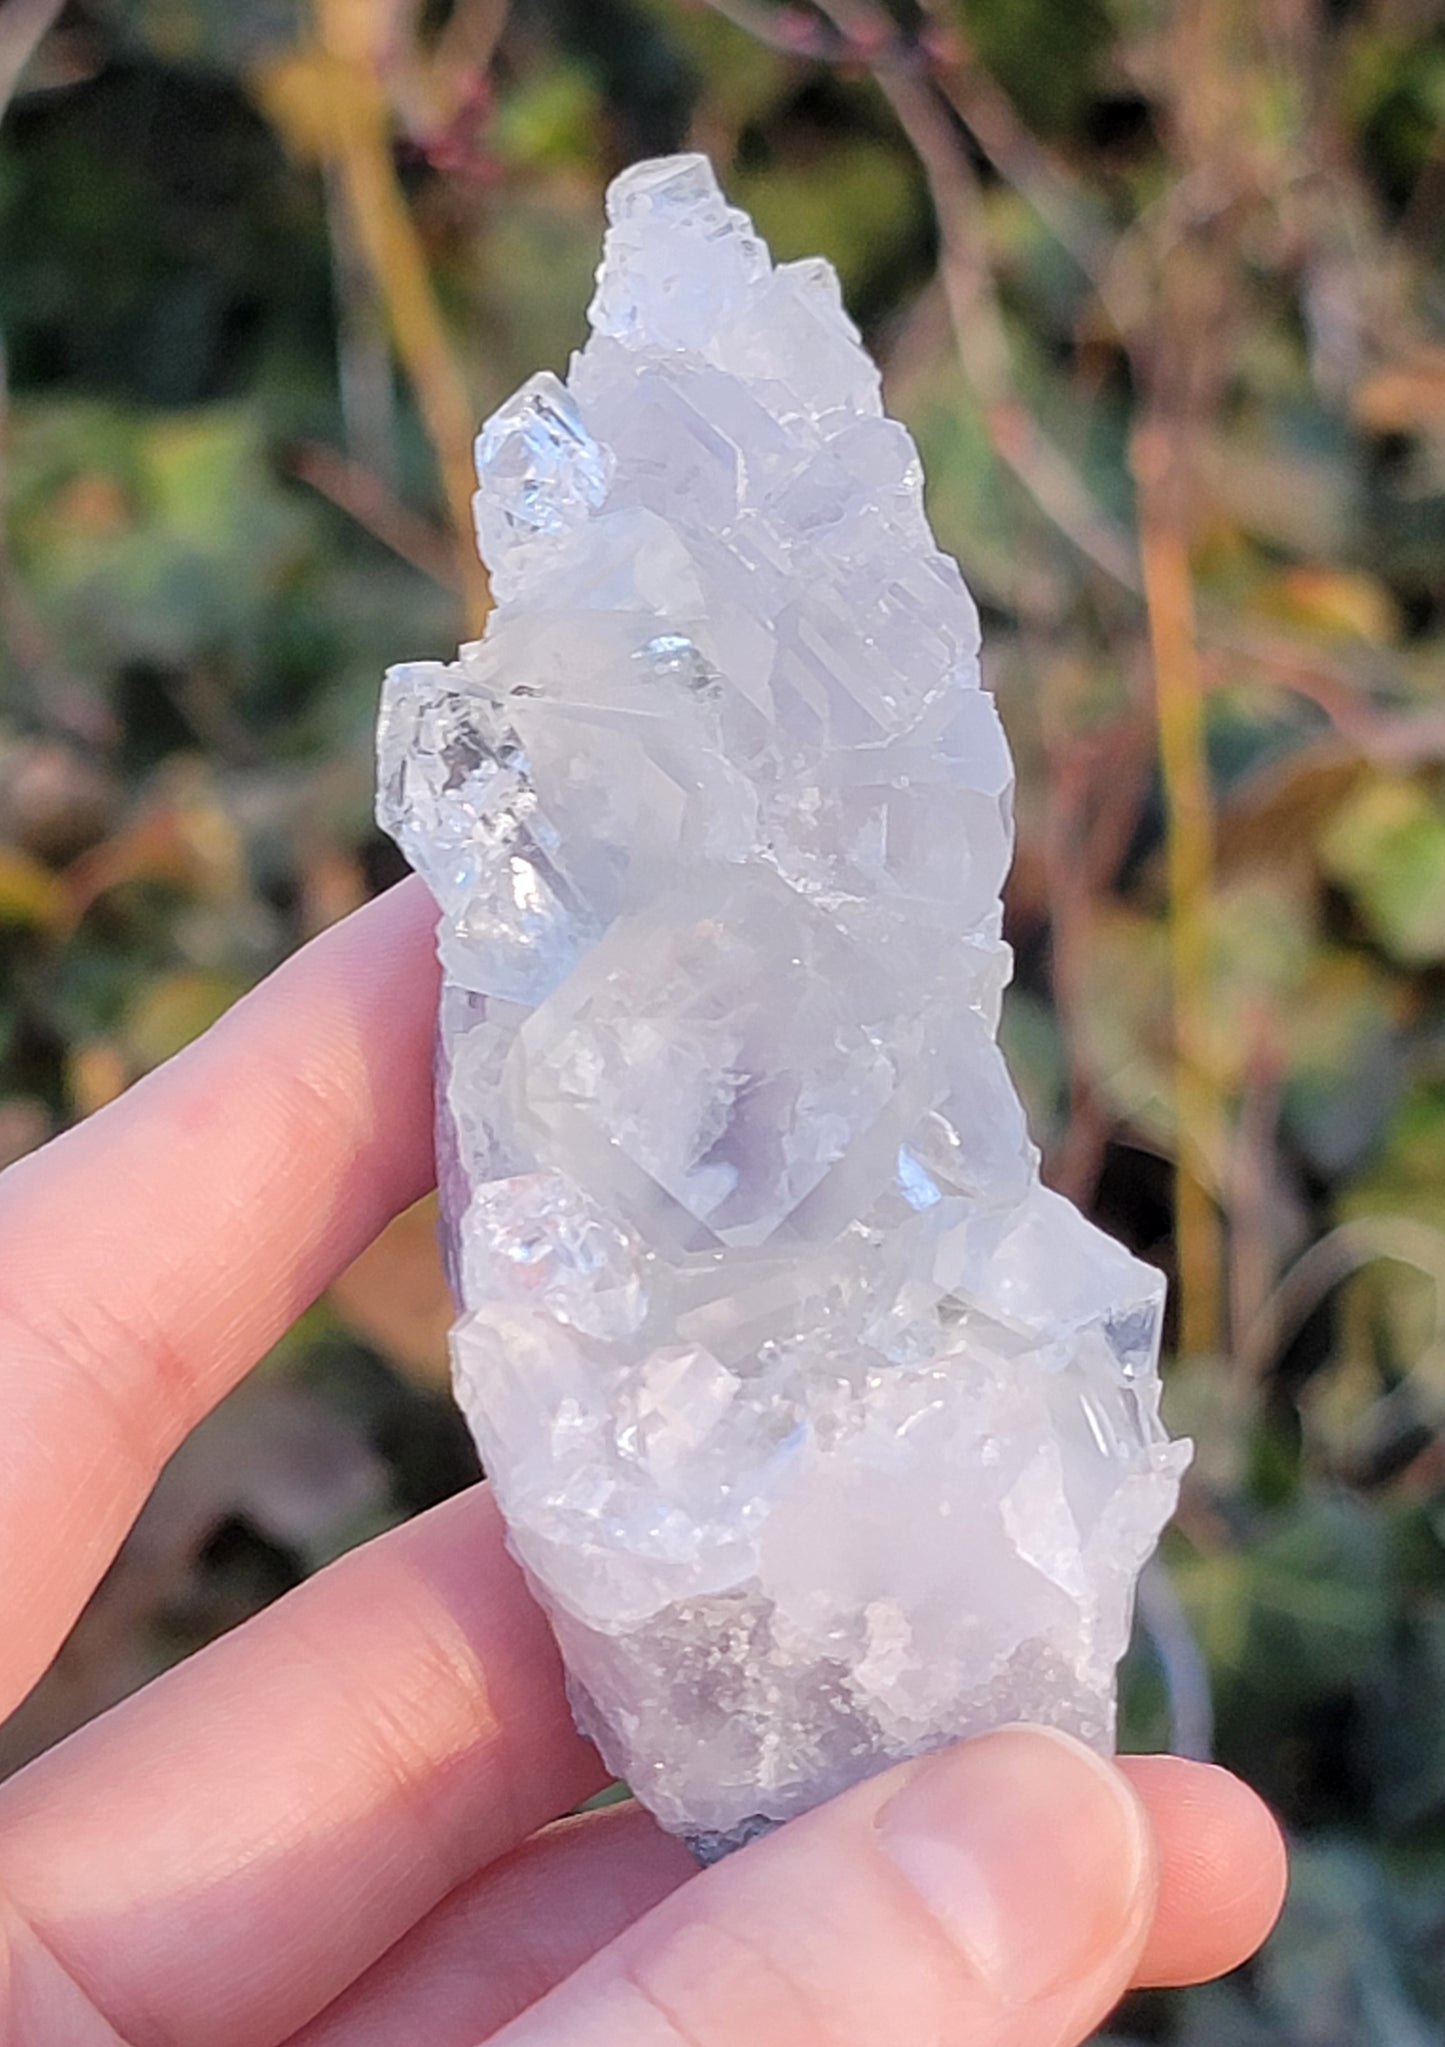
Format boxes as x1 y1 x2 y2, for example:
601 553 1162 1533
493 1725 1157 2047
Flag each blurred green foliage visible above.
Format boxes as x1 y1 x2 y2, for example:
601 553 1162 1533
2 1 1445 2038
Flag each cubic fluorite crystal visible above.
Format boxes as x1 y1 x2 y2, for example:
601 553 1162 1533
377 153 1190 1856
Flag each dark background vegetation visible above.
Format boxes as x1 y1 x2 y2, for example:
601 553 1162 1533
1 0 1444 2037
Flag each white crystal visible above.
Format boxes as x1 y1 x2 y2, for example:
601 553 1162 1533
378 153 1190 1853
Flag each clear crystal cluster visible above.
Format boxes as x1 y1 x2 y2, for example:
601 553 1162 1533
377 154 1189 1856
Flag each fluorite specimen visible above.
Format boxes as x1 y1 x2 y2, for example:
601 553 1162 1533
377 153 1190 1856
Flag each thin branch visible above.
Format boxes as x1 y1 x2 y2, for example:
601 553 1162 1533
260 2 493 630
692 0 843 57
383 0 508 154
910 0 1115 285
1235 1217 1445 1392
810 0 1142 593
285 439 459 588
1042 703 1156 1206
431 0 509 74
695 0 1113 286
323 159 399 482
322 81 489 626
1201 624 1442 765
1134 417 1222 1356
1120 0 1253 1361
701 0 1139 587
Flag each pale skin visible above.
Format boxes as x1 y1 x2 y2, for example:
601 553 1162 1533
0 878 1287 2046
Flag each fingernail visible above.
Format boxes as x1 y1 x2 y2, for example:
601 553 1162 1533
876 1725 1150 2007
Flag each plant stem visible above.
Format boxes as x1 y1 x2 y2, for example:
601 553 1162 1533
810 0 1141 594
1134 422 1221 1357
310 0 491 630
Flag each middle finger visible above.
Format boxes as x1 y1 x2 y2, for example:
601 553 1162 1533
288 1757 1287 2047
0 1487 602 2047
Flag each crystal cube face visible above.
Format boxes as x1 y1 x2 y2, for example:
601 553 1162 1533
378 154 1190 1852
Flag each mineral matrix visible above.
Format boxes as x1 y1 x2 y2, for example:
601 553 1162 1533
378 153 1189 1856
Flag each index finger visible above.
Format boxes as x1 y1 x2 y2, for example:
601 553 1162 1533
0 878 438 1716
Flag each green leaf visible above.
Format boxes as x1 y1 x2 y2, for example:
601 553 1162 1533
1320 777 1445 965
491 66 603 173
1345 1086 1445 1235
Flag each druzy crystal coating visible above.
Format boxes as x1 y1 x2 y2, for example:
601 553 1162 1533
378 154 1189 1853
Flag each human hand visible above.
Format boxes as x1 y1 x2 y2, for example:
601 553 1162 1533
0 880 1286 2046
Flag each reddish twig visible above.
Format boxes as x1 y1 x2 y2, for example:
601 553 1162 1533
286 439 460 588
807 0 1142 592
